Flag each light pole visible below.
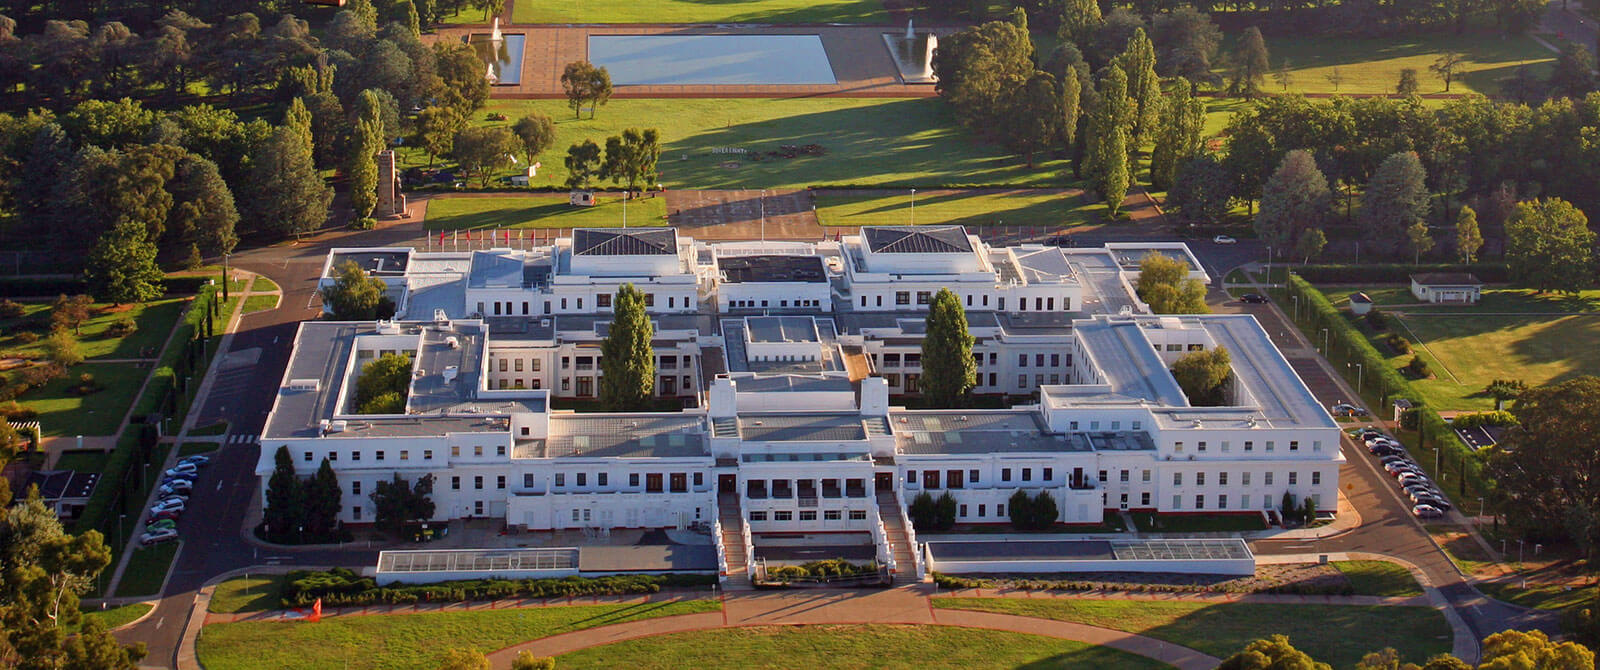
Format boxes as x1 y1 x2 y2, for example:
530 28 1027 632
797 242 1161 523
760 189 766 243
910 188 916 226
1518 538 1525 564
1348 362 1363 396
622 192 627 228
1477 497 1485 521
1291 294 1299 321
222 252 231 300
1319 328 1329 355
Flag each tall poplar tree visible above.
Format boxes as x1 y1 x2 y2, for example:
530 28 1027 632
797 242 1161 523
1116 28 1161 152
264 445 304 542
600 283 655 410
1149 77 1204 191
1455 204 1483 262
1057 66 1081 156
920 288 976 408
347 108 382 226
1087 64 1132 216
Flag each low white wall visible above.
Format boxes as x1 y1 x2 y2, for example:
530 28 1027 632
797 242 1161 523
928 557 1255 576
376 567 578 584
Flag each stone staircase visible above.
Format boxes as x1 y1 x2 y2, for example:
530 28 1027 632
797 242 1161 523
876 492 918 582
717 492 751 589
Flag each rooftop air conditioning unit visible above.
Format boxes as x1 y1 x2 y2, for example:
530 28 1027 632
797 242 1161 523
442 366 459 383
446 336 460 349
326 420 348 434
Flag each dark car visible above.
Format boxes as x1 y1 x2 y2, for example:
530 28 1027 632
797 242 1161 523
1240 294 1269 304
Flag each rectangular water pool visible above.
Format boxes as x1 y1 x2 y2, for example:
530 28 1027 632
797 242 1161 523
589 34 837 86
468 32 525 86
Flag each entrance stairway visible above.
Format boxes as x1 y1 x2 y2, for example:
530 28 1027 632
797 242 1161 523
717 492 751 589
876 492 918 582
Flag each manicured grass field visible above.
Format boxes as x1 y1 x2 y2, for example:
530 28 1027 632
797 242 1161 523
118 541 179 597
423 195 667 231
196 601 721 670
399 98 1062 190
932 598 1451 667
190 421 229 436
1224 32 1555 96
513 0 887 25
19 362 146 436
242 295 279 313
1333 560 1424 597
0 298 184 360
555 624 1169 670
250 277 280 293
78 602 152 632
53 449 109 473
208 574 286 614
813 190 1104 229
1476 578 1597 610
178 441 220 457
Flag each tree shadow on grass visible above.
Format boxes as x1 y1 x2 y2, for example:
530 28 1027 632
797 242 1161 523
1139 603 1449 668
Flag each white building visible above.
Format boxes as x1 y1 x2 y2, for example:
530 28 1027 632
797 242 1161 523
277 227 1336 578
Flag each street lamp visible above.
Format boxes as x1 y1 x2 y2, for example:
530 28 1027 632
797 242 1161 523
1477 497 1485 521
1348 362 1363 396
1319 328 1329 355
1291 294 1300 321
910 188 916 226
760 189 766 243
1518 538 1525 564
222 252 231 300
1265 245 1273 284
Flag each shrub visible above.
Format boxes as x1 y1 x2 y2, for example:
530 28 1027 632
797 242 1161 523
1008 490 1034 530
933 491 957 531
107 315 138 337
0 300 23 319
1451 410 1518 429
19 363 64 389
0 401 37 421
69 373 101 397
14 331 37 345
908 491 939 531
1405 356 1431 378
1364 309 1389 331
351 217 377 230
1384 333 1411 354
512 653 556 670
278 570 715 608
45 330 83 367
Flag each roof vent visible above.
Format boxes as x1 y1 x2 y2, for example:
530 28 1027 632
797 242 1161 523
958 416 968 422
286 379 320 391
326 420 348 434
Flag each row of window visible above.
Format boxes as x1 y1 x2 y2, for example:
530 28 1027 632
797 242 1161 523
727 298 823 308
908 467 1052 489
1171 471 1321 487
303 445 502 463
750 509 869 522
479 292 690 316
1174 493 1321 510
1067 419 1143 432
857 293 1071 312
541 471 704 493
746 478 868 499
1173 440 1320 453
1157 343 1207 352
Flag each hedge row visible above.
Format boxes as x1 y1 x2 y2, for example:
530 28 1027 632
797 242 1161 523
1293 263 1508 284
0 277 88 297
808 183 1059 191
1450 411 1518 429
280 568 717 608
1285 274 1491 499
931 573 1355 596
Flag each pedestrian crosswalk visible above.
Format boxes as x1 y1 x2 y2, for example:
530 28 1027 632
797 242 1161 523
226 433 259 445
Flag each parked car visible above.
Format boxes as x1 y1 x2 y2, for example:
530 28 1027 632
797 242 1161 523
1398 473 1430 486
179 455 211 467
139 528 179 546
150 499 185 514
165 463 198 477
145 519 177 532
1331 403 1369 417
1240 293 1269 304
1212 235 1237 244
1412 504 1444 518
148 509 181 522
162 476 195 488
1413 494 1452 510
159 482 192 497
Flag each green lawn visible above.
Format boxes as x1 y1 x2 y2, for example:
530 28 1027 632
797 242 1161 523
423 195 667 231
0 298 184 360
78 602 152 632
1219 32 1555 96
53 449 109 473
1331 287 1600 313
16 363 147 436
513 0 887 24
1476 579 1596 610
242 295 279 313
555 624 1169 670
178 441 220 457
250 277 280 293
196 601 721 670
118 541 179 597
208 574 287 614
1333 560 1425 597
932 598 1451 668
813 190 1104 228
399 98 1063 190
190 421 229 436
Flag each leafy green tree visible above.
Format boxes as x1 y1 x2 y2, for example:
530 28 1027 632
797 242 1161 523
1087 64 1132 215
1135 253 1208 314
908 491 939 531
1406 222 1435 263
1218 634 1330 670
599 284 654 410
451 126 516 188
398 0 422 37
370 473 436 533
1296 228 1327 264
252 122 332 239
559 61 612 119
1056 66 1081 156
51 294 92 335
264 445 304 542
1167 154 1233 226
931 18 1034 132
1226 26 1270 98
511 113 556 165
169 155 239 257
302 91 346 170
1484 379 1526 411
85 220 164 305
1548 39 1598 100
1030 491 1057 527
934 492 958 530
1454 205 1483 262
1487 377 1600 554
323 261 395 320
1090 8 1144 69
511 652 557 670
1396 68 1420 95
1255 150 1332 250
0 484 143 669
1116 28 1161 151
434 42 490 117
564 140 602 190
1171 346 1231 406
1479 629 1593 670
920 288 975 408
413 105 465 167
348 111 383 225
436 647 490 670
1008 490 1035 530
1151 8 1222 87
1361 151 1430 257
304 458 342 539
45 330 82 367
1004 72 1061 168
1506 198 1594 294
354 353 413 413
1149 78 1204 191
1055 0 1103 48
1430 52 1465 92
599 128 662 193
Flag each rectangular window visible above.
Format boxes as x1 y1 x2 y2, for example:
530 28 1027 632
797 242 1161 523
577 473 587 486
849 510 867 520
524 474 535 487
1242 494 1251 509
1290 441 1300 452
906 470 916 483
1289 472 1298 485
599 472 609 486
474 476 483 490
1265 472 1274 486
1219 472 1229 486
1219 494 1229 509
1001 468 1012 482
799 510 817 521
598 293 611 308
969 469 980 484
1244 441 1253 452
400 450 409 461
644 294 655 307
1035 354 1045 367
895 291 910 305
978 504 986 517
1266 441 1275 452
958 504 968 517
774 511 793 521
630 473 640 487
647 473 663 493
1221 442 1230 453
1141 492 1151 505
824 510 842 520
353 506 362 520
451 476 461 490
1242 472 1252 486
1196 472 1206 486
1018 375 1028 388
474 446 483 457
1142 470 1151 482
1051 353 1060 367
1018 354 1027 368
749 511 767 522
497 445 506 457
916 291 932 305
497 475 506 489
1120 470 1130 482
556 473 565 486
1312 471 1322 485
1174 472 1183 486
1172 495 1181 510
303 451 312 462
351 451 361 461
1042 467 1053 482
1195 495 1205 509
1174 442 1183 452
352 481 361 495
1197 441 1207 452
1021 468 1032 482
1313 441 1322 452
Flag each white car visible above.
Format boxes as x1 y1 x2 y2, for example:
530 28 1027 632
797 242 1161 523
1412 504 1444 518
165 463 198 477
140 528 179 546
150 499 186 514
1212 235 1237 244
179 455 211 467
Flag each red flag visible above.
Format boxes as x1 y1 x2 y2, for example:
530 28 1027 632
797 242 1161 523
438 231 445 246
465 229 472 241
309 598 322 623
